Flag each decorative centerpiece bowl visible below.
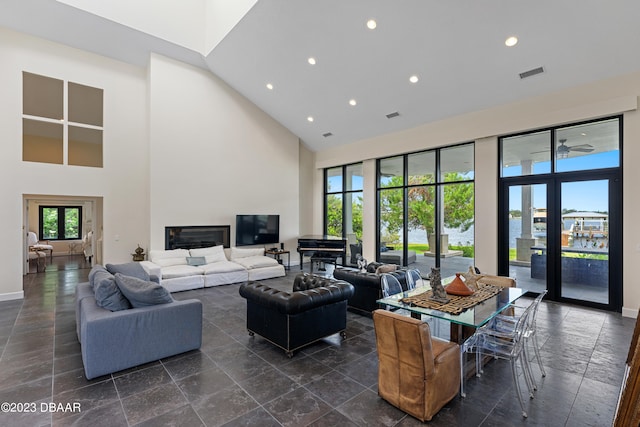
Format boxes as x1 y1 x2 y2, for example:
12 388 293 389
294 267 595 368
445 273 475 296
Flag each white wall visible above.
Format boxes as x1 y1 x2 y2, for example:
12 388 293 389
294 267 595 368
473 137 499 273
0 28 149 300
298 143 315 237
148 54 300 255
0 31 303 300
314 71 640 316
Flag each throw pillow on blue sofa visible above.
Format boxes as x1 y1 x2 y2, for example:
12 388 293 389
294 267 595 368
106 262 150 281
93 270 132 311
88 265 108 290
114 273 174 308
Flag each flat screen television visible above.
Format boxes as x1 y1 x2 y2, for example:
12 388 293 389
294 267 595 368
235 215 280 246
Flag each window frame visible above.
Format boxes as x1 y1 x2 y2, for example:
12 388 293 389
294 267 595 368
39 205 83 241
323 162 363 241
497 115 623 311
376 142 475 266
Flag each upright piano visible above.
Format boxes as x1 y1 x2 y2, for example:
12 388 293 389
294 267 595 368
297 235 347 273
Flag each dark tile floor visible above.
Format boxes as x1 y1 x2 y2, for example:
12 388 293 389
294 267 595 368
0 256 634 426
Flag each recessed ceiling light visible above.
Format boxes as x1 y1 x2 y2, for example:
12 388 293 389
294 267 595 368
409 75 419 83
308 57 316 65
266 83 273 90
349 99 357 106
307 116 314 122
505 36 518 47
366 19 377 30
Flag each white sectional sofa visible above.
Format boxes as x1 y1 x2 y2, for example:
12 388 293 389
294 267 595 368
140 246 285 292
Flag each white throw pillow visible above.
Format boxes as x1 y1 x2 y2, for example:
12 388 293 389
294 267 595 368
233 256 278 269
153 257 188 267
230 247 265 260
149 249 189 267
189 245 226 264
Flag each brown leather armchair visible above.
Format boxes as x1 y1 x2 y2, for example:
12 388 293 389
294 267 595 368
373 309 460 422
478 274 516 288
477 273 516 316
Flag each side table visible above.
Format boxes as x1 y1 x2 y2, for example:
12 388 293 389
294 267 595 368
265 249 290 270
68 242 80 255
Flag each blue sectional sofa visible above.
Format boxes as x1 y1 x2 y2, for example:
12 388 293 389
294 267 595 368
75 264 202 379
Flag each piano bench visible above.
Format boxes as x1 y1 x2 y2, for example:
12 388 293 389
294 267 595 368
310 256 339 273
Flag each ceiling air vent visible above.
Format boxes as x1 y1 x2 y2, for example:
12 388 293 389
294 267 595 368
322 132 333 138
386 111 400 119
519 66 545 79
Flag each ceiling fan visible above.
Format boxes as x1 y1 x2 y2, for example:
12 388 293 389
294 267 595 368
556 138 594 156
531 138 594 157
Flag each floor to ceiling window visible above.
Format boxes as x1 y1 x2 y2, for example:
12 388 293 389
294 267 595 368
377 143 474 277
324 163 363 266
499 116 622 311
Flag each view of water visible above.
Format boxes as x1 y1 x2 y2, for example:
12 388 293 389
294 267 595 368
407 226 474 246
406 218 605 248
406 218 548 248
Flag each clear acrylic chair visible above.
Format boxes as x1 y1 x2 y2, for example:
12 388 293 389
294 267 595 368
405 269 423 290
461 301 535 417
380 273 404 312
380 273 403 297
490 290 548 383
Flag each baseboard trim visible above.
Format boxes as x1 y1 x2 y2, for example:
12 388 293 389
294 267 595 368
0 291 24 302
622 307 638 319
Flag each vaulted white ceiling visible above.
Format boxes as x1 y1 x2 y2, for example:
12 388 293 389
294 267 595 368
3 0 640 152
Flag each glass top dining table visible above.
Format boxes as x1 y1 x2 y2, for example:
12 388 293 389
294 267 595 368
376 281 527 330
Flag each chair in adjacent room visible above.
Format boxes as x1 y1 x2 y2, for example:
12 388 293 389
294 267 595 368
82 230 94 263
27 249 46 272
27 231 54 263
461 301 536 418
373 309 460 422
